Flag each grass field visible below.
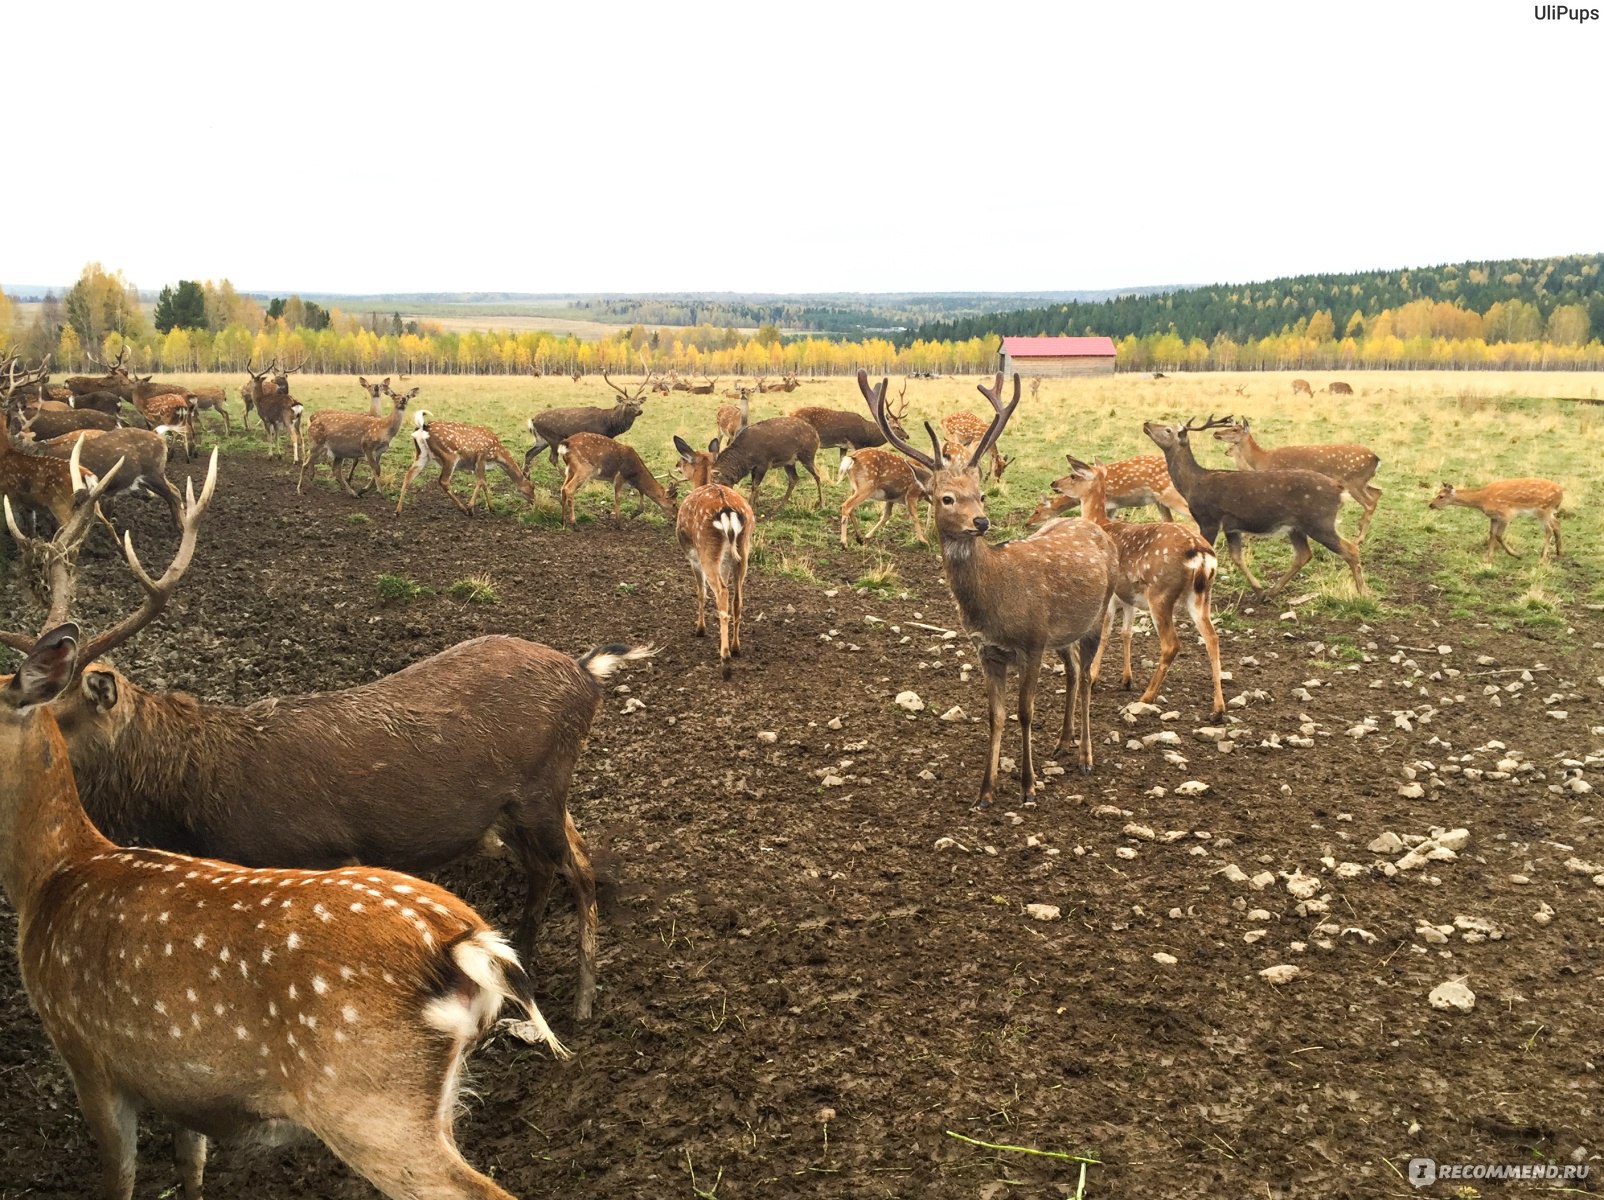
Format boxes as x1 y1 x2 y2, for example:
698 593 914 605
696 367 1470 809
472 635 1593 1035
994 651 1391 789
175 369 1604 631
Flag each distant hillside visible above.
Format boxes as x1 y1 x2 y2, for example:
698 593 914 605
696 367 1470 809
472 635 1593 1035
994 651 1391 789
906 254 1604 345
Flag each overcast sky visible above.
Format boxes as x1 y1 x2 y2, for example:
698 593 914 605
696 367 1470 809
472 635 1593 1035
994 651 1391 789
8 0 1597 296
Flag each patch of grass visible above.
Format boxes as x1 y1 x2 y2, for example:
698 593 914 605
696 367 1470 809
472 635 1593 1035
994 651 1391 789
852 558 902 599
376 574 432 605
772 551 821 585
346 512 372 526
448 573 499 604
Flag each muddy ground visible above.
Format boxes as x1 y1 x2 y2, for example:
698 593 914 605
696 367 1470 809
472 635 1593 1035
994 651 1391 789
1 449 1600 1198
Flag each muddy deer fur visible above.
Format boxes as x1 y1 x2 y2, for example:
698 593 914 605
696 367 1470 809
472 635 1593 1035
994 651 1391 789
1 625 568 1200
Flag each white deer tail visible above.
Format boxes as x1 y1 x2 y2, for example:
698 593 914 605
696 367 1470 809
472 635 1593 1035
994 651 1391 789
422 930 570 1060
576 644 657 680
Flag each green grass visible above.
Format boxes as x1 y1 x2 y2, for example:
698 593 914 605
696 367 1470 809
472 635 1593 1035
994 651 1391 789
172 369 1604 628
376 574 433 605
448 574 499 604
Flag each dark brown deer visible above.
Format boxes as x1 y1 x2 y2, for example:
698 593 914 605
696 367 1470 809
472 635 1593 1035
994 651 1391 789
1211 417 1381 541
858 370 1117 807
673 436 755 678
1326 381 1354 395
17 426 185 529
696 415 824 512
557 432 678 525
66 344 130 397
1036 459 1224 718
240 354 305 436
1143 415 1367 595
791 380 910 482
524 370 650 469
1 620 568 1200
0 455 642 1021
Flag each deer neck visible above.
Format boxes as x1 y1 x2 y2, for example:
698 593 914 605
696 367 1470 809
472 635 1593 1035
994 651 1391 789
938 529 1012 628
1158 437 1206 492
0 709 112 917
1079 479 1112 527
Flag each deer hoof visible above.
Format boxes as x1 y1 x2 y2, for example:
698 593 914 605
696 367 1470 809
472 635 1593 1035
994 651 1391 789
693 626 706 638
1050 744 1072 762
721 659 733 680
1078 762 1094 777
971 797 992 812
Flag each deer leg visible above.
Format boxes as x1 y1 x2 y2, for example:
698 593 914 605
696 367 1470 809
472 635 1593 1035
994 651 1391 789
1308 524 1368 594
803 454 823 507
710 566 735 678
906 492 929 545
1089 599 1115 685
839 492 865 547
1185 568 1226 718
306 1104 518 1200
777 465 800 510
613 478 627 519
1138 589 1182 705
523 439 548 473
1053 646 1080 759
1016 653 1043 802
727 535 749 659
560 477 579 526
67 1071 138 1200
394 453 429 515
976 647 1010 810
336 454 362 499
691 564 710 637
173 1126 207 1200
1543 512 1561 559
1223 531 1267 591
296 448 316 493
438 463 474 517
1356 485 1380 542
1267 530 1315 594
1073 633 1100 774
748 469 765 512
863 501 894 542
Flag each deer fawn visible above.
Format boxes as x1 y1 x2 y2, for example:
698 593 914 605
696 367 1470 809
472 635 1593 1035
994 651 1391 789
838 447 931 548
1 617 568 1200
1037 459 1225 718
859 371 1117 806
1145 415 1367 595
1050 454 1189 522
673 436 755 678
557 432 677 525
396 412 536 516
1430 478 1563 561
1211 417 1381 541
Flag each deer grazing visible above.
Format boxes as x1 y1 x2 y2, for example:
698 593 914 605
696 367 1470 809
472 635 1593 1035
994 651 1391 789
1 451 640 1022
1050 454 1189 521
1144 415 1367 595
16 426 185 530
525 371 650 470
1291 378 1314 398
1429 478 1563 561
838 447 931 548
858 370 1118 806
1326 381 1354 395
1211 417 1382 541
242 357 304 462
940 405 1011 482
396 411 536 516
1035 459 1224 718
693 416 823 512
791 380 911 482
297 386 414 497
557 432 677 525
673 436 755 678
1 618 569 1200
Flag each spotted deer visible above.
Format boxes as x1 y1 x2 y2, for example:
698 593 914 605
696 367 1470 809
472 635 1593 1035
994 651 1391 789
556 432 677 525
716 387 752 443
1034 459 1224 718
673 436 755 678
838 447 931 548
242 358 303 462
940 408 1011 482
396 412 536 516
1429 478 1563 561
1 617 568 1200
859 370 1117 806
1291 378 1314 398
1144 415 1367 595
18 426 185 530
128 375 197 462
186 386 232 436
791 382 910 482
357 376 392 415
1 416 101 534
524 371 650 470
1211 417 1381 541
1050 454 1189 521
297 387 413 497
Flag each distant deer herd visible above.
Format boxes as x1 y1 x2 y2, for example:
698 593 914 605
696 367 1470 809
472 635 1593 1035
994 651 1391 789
0 348 1576 1198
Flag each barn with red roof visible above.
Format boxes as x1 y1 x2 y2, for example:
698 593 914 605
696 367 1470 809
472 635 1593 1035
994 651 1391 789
998 335 1118 377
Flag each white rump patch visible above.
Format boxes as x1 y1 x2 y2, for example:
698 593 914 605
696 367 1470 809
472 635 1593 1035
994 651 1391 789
840 455 855 473
714 511 743 539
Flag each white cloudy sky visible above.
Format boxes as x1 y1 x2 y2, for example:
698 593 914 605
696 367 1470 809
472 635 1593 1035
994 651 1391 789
7 0 1598 295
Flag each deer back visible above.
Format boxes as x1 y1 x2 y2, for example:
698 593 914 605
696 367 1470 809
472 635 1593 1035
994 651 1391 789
789 406 885 451
713 416 819 482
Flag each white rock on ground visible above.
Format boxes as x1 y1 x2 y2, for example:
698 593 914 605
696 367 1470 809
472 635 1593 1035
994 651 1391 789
894 691 925 713
1152 952 1178 965
1024 903 1061 922
1428 978 1476 1012
1259 965 1301 984
939 706 966 722
1175 780 1210 797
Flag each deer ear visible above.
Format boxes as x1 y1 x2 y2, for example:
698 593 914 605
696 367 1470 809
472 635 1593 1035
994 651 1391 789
708 437 721 455
83 670 118 712
672 436 695 461
7 624 81 709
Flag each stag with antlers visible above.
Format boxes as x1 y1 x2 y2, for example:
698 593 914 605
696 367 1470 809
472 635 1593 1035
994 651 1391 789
524 370 651 470
859 371 1117 807
242 357 305 461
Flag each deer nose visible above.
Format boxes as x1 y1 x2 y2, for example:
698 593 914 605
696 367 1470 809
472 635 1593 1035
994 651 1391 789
973 515 989 534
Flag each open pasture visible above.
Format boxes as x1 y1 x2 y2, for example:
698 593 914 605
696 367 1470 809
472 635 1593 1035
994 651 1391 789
1 368 1601 1197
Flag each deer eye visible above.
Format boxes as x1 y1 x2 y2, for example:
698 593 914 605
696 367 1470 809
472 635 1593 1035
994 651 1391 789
941 494 956 506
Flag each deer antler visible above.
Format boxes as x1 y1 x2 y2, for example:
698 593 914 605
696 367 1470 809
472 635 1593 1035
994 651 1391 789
967 372 1021 474
857 369 940 470
1180 413 1235 433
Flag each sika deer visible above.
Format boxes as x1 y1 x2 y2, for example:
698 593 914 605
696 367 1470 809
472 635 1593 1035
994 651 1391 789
396 412 536 516
1212 417 1381 541
673 436 755 678
1144 415 1367 595
19 427 185 529
1291 378 1314 398
1050 454 1189 521
702 416 823 511
0 457 642 1021
1 621 568 1200
1429 478 1563 561
298 386 412 496
557 432 677 525
859 370 1117 807
940 407 1011 482
242 358 303 462
1 418 100 531
357 376 392 415
838 447 930 548
525 371 650 470
1038 459 1224 718
791 382 910 481
716 387 752 442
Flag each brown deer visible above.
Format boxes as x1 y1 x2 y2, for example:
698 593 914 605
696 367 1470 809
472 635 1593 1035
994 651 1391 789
0 454 640 1021
1036 459 1224 718
0 620 569 1200
396 411 536 516
358 375 392 415
525 370 650 470
685 377 718 396
1429 478 1563 561
297 386 413 496
791 381 911 482
838 447 931 548
128 376 198 462
17 426 185 530
11 404 121 440
940 409 1011 482
1 423 101 534
1211 417 1382 541
695 416 823 512
243 357 304 461
557 432 677 525
65 344 130 397
673 436 756 678
1050 454 1189 521
716 387 752 442
1326 381 1354 395
1144 415 1367 595
1291 378 1314 398
858 370 1118 806
185 385 232 435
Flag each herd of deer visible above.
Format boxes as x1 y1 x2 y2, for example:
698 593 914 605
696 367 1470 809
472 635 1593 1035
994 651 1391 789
0 354 1573 1199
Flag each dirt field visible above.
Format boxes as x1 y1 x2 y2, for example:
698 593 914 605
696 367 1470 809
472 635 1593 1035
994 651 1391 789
1 446 1601 1199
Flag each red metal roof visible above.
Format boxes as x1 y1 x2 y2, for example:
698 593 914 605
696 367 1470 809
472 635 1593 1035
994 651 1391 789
1001 335 1117 358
